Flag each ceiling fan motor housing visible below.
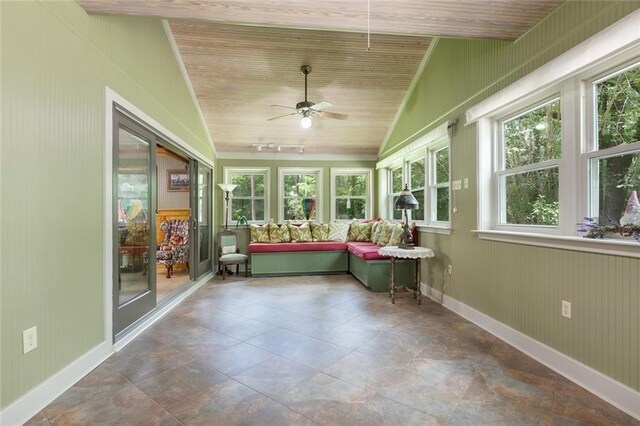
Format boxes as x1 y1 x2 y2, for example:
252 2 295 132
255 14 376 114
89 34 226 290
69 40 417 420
296 101 315 110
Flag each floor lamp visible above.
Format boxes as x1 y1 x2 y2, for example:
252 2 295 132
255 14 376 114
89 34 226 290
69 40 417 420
218 183 237 230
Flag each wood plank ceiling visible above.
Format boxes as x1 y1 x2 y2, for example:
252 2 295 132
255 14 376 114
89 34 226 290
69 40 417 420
77 0 563 156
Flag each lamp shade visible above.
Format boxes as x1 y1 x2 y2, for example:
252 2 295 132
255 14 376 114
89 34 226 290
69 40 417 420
394 184 419 210
218 183 237 193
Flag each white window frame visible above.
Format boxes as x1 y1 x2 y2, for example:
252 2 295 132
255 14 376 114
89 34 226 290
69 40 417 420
388 163 405 221
494 96 562 234
466 9 640 258
407 152 426 222
278 167 323 223
223 167 270 225
377 121 452 232
428 142 450 225
330 168 373 222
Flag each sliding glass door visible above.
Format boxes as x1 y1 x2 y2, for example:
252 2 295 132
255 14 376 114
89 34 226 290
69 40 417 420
194 161 213 277
113 112 156 337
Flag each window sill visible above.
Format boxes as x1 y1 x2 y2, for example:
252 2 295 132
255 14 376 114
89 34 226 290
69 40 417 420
473 229 640 258
416 225 452 235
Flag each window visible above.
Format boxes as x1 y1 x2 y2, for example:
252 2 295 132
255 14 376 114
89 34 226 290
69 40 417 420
390 165 404 220
409 157 425 221
498 99 561 227
224 168 269 224
430 146 450 223
330 168 373 221
467 16 640 256
278 168 322 222
587 63 640 221
378 121 452 229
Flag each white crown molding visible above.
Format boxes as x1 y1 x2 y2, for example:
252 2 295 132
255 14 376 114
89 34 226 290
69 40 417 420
216 151 378 161
421 284 640 421
162 20 218 159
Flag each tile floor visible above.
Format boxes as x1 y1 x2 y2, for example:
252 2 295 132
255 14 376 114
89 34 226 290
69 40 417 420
27 275 637 425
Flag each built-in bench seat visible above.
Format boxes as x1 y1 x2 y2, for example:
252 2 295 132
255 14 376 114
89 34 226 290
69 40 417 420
248 240 415 292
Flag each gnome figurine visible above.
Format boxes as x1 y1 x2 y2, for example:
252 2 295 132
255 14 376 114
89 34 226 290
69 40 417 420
620 190 640 226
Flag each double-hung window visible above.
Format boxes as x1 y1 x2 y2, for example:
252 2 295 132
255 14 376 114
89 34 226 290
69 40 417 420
378 121 452 229
429 145 450 223
497 99 562 228
224 167 269 224
330 168 373 221
279 168 322 222
467 15 640 256
586 62 640 221
389 165 405 220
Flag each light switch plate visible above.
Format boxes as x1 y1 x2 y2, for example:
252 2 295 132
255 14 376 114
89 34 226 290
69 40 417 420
452 180 462 190
23 326 38 354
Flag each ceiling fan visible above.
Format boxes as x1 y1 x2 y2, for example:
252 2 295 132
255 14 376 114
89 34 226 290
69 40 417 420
268 65 348 128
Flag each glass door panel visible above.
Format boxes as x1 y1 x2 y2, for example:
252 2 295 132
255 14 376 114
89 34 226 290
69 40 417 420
196 162 212 277
113 113 156 337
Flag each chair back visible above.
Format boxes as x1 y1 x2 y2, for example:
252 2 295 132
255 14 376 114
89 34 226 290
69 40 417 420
217 230 238 256
159 219 190 246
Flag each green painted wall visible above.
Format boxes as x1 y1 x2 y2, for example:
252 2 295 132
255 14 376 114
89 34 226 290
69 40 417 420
382 1 640 391
216 158 377 228
0 1 213 408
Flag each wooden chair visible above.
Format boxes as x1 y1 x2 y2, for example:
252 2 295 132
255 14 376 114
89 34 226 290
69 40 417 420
217 230 248 279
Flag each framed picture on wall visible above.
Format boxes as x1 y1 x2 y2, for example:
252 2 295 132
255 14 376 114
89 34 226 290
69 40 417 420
167 169 190 191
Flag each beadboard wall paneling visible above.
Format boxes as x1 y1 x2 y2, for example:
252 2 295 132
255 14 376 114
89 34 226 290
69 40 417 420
1 1 211 408
383 0 640 391
157 153 190 210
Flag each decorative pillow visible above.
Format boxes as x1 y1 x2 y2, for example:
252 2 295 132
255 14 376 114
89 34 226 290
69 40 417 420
348 220 373 242
222 245 237 254
377 221 395 246
268 222 291 243
288 223 312 242
327 221 350 242
388 223 405 246
371 221 383 245
310 222 330 242
250 223 270 243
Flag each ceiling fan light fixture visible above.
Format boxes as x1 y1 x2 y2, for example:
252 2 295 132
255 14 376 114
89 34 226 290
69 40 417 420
301 114 312 129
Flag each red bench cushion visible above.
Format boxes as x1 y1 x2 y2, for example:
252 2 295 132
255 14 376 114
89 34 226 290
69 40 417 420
346 242 389 261
248 241 347 253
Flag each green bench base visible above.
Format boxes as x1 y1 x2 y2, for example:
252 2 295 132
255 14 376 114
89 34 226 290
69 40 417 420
348 252 416 292
250 251 349 277
249 249 415 292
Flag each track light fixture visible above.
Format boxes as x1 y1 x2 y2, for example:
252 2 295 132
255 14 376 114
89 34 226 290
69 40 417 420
251 143 305 154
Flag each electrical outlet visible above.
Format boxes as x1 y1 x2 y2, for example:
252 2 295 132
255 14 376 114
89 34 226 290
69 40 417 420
562 300 572 319
463 178 469 189
447 264 453 275
23 326 38 354
452 180 462 190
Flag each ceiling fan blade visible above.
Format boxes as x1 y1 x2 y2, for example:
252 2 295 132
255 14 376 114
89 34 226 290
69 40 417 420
311 101 333 111
270 104 297 110
267 112 298 121
318 110 348 120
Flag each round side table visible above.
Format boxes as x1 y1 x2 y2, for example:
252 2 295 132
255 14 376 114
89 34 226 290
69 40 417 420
378 246 435 304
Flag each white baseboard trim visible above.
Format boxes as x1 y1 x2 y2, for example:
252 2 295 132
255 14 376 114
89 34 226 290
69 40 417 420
0 272 214 425
0 342 112 426
420 283 640 420
114 271 213 351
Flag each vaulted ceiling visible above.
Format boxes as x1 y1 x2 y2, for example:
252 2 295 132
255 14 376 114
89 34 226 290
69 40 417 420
77 0 563 157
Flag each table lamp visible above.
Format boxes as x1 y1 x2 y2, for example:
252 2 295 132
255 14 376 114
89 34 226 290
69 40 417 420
394 184 419 249
218 183 237 230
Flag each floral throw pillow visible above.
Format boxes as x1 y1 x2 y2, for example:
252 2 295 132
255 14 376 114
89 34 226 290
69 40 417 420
348 220 373 242
288 223 312 242
310 222 329 242
377 221 395 246
250 223 270 243
327 221 350 242
388 223 405 246
371 221 384 245
268 222 291 243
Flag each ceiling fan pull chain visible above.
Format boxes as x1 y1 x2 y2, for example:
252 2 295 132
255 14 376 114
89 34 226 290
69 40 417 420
367 0 370 51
